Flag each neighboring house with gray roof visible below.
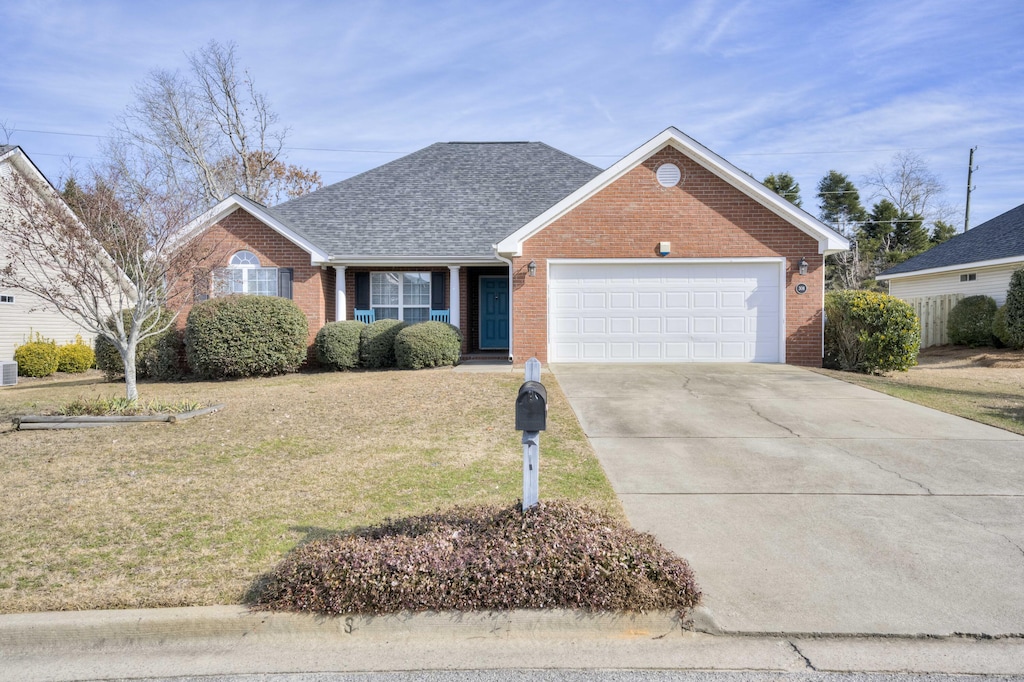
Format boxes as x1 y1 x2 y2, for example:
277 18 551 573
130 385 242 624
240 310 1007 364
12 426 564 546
172 128 847 366
877 202 1024 305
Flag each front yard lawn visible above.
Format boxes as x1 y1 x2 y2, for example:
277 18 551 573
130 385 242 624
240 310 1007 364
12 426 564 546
0 369 621 613
815 346 1024 436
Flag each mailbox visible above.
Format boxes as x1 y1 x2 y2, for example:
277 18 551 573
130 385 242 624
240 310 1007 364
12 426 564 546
515 380 548 432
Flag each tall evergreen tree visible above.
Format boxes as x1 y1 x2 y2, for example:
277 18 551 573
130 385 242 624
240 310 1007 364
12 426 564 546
930 220 957 245
817 171 867 290
763 172 802 207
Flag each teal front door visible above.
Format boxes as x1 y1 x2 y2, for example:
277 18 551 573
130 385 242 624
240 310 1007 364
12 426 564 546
479 276 509 349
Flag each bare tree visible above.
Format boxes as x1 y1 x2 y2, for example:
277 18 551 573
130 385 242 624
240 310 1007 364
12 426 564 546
0 151 213 400
864 151 948 225
114 40 320 207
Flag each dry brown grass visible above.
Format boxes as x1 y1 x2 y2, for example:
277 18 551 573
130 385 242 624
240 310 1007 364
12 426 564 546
0 368 621 613
815 346 1024 435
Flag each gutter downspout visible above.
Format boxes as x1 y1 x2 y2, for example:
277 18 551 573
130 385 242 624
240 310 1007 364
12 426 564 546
494 251 515 363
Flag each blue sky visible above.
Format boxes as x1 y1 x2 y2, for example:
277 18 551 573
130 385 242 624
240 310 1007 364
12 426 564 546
3 0 1022 227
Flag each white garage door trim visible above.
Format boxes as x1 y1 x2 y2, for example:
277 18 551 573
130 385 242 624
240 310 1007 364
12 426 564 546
547 258 786 363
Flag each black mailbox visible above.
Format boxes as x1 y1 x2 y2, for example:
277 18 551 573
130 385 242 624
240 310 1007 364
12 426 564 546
516 380 548 432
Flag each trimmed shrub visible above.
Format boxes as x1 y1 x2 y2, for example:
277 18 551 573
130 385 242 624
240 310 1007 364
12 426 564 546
252 501 701 616
57 335 95 373
14 335 59 377
359 319 407 369
315 321 365 370
992 305 1017 349
144 329 185 381
185 295 308 379
1004 268 1024 349
947 295 998 347
395 321 463 369
824 290 920 373
94 308 177 380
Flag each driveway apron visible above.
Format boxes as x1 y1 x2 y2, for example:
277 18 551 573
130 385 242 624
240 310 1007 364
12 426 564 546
551 363 1024 636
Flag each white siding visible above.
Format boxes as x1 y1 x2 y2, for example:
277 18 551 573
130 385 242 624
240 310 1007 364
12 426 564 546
0 153 98 362
887 261 1024 306
0 289 94 361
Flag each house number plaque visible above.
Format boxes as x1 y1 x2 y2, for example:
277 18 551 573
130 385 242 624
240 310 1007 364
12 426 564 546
795 283 808 294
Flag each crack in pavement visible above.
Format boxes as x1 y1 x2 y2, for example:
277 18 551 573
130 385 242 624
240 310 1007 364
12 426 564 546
788 640 817 670
830 442 936 495
747 403 801 437
945 509 1024 561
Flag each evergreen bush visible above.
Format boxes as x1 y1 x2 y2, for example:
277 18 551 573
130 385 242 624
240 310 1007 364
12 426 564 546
992 305 1017 349
358 319 407 369
13 335 59 377
947 295 998 347
57 335 95 373
1004 268 1024 349
315 321 364 370
394 321 462 369
185 295 308 379
824 289 920 373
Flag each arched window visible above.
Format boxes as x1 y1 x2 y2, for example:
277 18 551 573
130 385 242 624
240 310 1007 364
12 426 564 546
213 250 290 298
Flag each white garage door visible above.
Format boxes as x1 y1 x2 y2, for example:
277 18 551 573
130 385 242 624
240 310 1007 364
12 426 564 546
548 260 782 362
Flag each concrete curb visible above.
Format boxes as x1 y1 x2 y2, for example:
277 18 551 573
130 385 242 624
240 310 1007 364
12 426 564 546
0 605 695 649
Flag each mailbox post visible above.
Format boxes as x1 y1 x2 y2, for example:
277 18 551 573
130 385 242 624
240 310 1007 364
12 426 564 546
516 358 546 510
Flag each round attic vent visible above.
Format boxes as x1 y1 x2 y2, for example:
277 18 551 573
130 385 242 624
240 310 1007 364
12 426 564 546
656 163 681 187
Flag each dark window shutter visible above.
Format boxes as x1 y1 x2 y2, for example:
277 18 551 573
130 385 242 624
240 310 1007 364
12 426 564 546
355 271 370 309
194 272 210 302
278 268 293 300
431 271 446 309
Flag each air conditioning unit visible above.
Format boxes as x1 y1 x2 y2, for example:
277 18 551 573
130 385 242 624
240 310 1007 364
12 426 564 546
1 361 17 387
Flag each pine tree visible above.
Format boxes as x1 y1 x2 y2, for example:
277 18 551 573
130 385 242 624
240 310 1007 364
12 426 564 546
763 172 802 207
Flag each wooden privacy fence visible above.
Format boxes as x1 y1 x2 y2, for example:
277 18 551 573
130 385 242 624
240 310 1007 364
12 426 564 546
907 294 963 348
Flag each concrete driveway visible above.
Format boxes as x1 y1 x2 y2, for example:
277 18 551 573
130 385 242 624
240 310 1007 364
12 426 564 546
550 363 1024 636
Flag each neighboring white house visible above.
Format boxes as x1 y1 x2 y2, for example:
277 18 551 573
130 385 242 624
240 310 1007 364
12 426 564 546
877 202 1024 305
0 145 100 361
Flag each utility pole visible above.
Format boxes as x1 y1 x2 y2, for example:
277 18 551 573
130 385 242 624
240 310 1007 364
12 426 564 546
964 146 978 232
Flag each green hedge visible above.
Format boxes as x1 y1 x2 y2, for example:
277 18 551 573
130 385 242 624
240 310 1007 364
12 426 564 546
185 295 308 379
947 295 997 347
395 321 463 369
94 309 178 381
359 319 407 369
14 338 59 377
824 290 920 373
315 321 365 370
1004 268 1024 349
57 336 95 373
992 305 1018 349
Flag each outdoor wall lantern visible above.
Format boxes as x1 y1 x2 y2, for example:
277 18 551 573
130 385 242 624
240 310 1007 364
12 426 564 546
798 257 808 276
528 260 537 277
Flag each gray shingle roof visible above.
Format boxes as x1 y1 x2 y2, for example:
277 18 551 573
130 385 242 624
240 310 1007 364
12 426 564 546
878 202 1024 277
0 145 16 156
266 142 602 259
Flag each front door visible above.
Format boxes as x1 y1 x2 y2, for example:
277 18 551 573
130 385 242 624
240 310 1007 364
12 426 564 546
479 276 509 349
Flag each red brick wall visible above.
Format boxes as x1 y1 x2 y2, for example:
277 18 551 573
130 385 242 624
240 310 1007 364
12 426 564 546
516 145 824 366
171 208 327 348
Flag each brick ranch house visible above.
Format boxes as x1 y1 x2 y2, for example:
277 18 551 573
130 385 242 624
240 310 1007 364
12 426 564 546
170 127 849 366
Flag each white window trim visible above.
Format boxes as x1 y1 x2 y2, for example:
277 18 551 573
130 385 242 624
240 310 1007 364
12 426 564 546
216 250 279 297
0 294 14 304
370 272 431 322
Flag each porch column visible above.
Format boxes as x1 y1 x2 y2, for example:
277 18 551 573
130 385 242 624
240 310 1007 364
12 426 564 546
334 265 347 321
448 265 461 329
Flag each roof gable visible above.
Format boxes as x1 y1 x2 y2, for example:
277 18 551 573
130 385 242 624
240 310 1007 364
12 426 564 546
170 194 330 264
269 142 602 260
495 127 849 256
877 202 1024 279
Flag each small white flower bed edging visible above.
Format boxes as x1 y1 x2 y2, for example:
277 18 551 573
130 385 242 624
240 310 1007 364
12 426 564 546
15 404 226 430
